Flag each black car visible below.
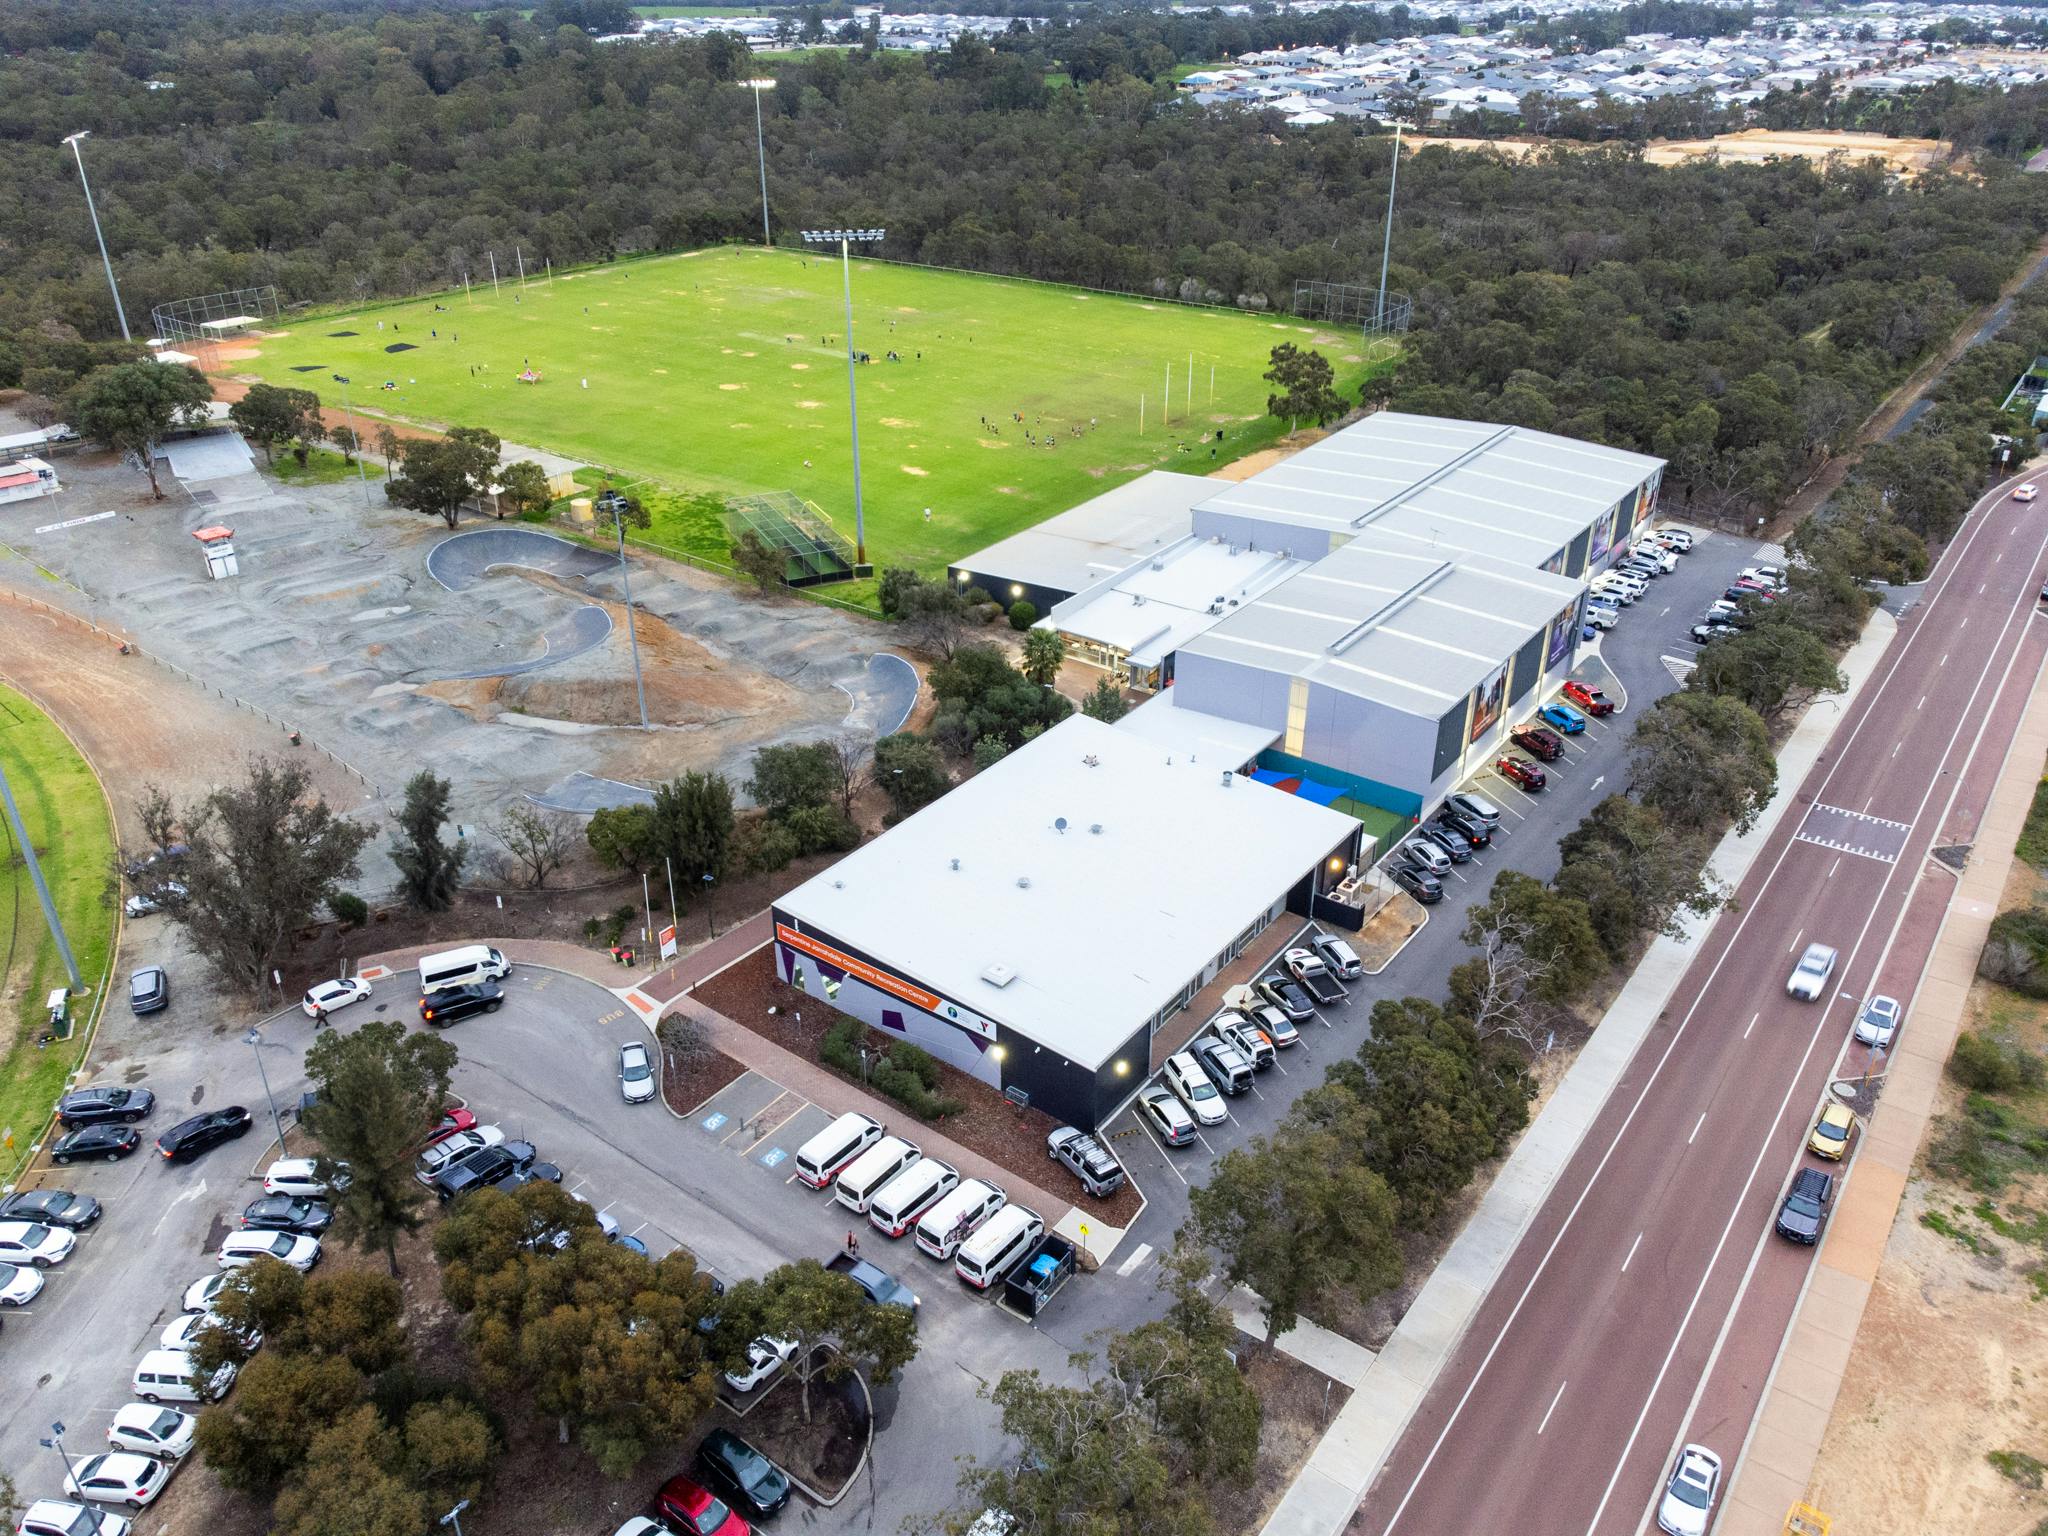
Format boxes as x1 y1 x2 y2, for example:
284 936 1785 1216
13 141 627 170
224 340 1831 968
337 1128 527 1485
1510 724 1565 762
1255 976 1315 1021
434 1139 538 1200
1047 1127 1126 1197
499 1160 564 1192
0 1189 101 1229
1774 1167 1833 1244
50 1124 143 1165
419 983 503 1027
696 1428 791 1519
56 1084 155 1128
1431 807 1491 847
129 965 170 1015
241 1195 334 1234
1391 863 1444 905
156 1106 254 1163
1415 822 1473 862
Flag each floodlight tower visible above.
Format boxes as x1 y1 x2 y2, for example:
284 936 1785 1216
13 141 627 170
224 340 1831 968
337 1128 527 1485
800 228 885 567
62 131 132 342
1375 121 1415 336
742 80 777 246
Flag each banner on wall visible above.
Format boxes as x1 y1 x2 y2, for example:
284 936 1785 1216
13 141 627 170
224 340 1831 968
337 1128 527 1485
1588 506 1616 566
1546 602 1578 667
1468 658 1511 744
775 923 997 1040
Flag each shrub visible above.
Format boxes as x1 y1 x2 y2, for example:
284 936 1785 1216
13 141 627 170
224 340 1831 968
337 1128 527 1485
781 805 860 856
1949 1028 2046 1094
820 1015 865 1077
1979 906 2048 996
583 917 602 939
328 891 369 929
817 1018 962 1117
1008 599 1037 630
963 586 992 607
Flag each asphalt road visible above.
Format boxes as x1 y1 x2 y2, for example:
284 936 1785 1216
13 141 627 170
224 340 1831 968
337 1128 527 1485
1350 472 2048 1536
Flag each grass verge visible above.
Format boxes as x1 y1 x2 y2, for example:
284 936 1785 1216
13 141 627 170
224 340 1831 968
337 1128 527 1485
2017 777 2048 867
268 447 387 487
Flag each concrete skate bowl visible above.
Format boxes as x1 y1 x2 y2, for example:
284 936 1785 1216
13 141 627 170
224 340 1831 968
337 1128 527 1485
425 528 616 681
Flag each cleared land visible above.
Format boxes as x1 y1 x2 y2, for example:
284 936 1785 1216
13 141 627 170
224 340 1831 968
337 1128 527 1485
0 681 116 1174
231 246 1377 574
1424 128 1950 176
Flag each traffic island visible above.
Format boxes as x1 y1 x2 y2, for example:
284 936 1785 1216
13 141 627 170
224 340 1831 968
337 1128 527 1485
722 1347 873 1506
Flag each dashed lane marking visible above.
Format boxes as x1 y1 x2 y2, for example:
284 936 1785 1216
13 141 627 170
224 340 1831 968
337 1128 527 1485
1537 1381 1568 1436
1622 1233 1643 1273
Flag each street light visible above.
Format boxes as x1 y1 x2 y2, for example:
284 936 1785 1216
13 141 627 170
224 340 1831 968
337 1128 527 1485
599 491 651 730
41 1422 104 1534
800 228 885 568
703 871 717 938
742 80 777 246
331 374 373 508
245 1027 287 1155
441 1501 472 1536
1375 120 1415 338
62 132 132 342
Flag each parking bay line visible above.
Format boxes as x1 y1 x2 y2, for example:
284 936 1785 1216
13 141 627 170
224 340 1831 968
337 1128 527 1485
1116 1241 1155 1278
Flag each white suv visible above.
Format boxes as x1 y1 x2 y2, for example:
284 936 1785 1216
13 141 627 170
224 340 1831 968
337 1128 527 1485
1163 1051 1227 1126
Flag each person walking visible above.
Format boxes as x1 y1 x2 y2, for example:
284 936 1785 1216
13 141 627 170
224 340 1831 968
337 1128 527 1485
845 1230 860 1257
312 1005 329 1030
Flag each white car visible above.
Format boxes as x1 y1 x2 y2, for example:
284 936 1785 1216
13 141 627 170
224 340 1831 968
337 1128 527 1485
2013 483 2038 503
18 1502 131 1536
1584 603 1617 631
1655 1443 1722 1535
1738 566 1782 591
0 1220 77 1267
65 1451 170 1509
1853 993 1902 1047
301 976 372 1018
619 1039 657 1104
217 1230 320 1272
414 1125 504 1184
182 1273 230 1314
108 1404 197 1459
1787 942 1838 1001
1632 544 1678 572
0 1260 45 1306
1591 576 1639 606
724 1334 799 1392
1163 1051 1228 1127
122 882 187 918
263 1157 345 1197
1652 528 1694 552
161 1311 259 1354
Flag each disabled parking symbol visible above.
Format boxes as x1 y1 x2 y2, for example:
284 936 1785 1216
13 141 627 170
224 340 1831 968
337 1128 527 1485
700 1112 729 1134
758 1147 788 1169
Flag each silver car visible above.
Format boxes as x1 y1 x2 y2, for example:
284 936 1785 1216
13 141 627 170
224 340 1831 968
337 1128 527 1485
1786 942 1837 1001
1655 1443 1721 1535
619 1040 657 1104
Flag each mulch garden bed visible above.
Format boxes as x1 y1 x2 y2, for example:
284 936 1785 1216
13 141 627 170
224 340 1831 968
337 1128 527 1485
1209 1337 1353 1536
727 1347 871 1496
660 1035 749 1115
694 946 1145 1227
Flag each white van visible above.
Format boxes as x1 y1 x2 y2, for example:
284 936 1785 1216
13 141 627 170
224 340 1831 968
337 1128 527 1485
133 1349 237 1405
834 1135 921 1214
869 1158 959 1237
955 1204 1043 1290
915 1178 1006 1259
794 1111 884 1190
418 944 511 994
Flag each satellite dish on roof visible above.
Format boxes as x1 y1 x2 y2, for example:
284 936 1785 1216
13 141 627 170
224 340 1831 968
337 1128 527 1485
1054 817 1068 833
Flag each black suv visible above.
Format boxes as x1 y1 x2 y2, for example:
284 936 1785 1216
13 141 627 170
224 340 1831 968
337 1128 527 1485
1414 822 1473 862
242 1195 334 1234
156 1106 254 1163
420 984 503 1027
697 1428 792 1519
434 1139 538 1200
56 1085 155 1127
1391 863 1443 905
1774 1167 1833 1244
1430 807 1491 847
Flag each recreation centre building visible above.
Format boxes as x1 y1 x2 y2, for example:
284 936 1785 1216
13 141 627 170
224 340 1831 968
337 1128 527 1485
775 411 1665 1129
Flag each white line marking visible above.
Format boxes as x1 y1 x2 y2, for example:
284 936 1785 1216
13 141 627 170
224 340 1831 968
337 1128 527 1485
1892 742 1902 757
1688 1112 1706 1145
1940 653 1948 667
1788 929 1804 955
1743 1012 1758 1039
1116 1241 1155 1277
1622 1233 1643 1273
1917 695 1926 710
1829 856 1841 877
1537 1380 1568 1436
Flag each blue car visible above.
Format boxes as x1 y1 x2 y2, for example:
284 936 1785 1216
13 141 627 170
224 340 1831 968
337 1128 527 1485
1538 703 1587 735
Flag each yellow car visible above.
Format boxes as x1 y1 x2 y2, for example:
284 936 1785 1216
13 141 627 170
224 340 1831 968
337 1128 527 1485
1807 1101 1855 1161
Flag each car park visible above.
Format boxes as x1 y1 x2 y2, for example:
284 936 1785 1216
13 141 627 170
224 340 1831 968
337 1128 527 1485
0 1189 100 1229
1510 724 1565 762
419 982 503 1026
1591 579 1639 606
0 1220 76 1267
263 1157 348 1197
1448 790 1502 829
1164 1050 1228 1126
1618 556 1663 580
0 1261 46 1306
156 1106 253 1163
241 1195 333 1234
1786 942 1838 1001
656 1474 751 1536
1654 528 1694 552
1047 1126 1126 1196
161 1312 258 1356
1724 583 1774 604
416 1126 505 1184
1255 975 1316 1020
697 1427 791 1519
725 1334 799 1393
1737 567 1781 591
218 1230 320 1271
434 1140 539 1201
1495 755 1546 790
1136 1085 1197 1146
108 1404 197 1460
50 1123 143 1164
1853 994 1902 1047
1808 1101 1855 1161
1212 1011 1275 1069
57 1084 155 1127
18 1503 133 1536
793 1111 885 1190
1774 1167 1833 1244
1655 1444 1722 1536
300 977 371 1018
1194 1037 1254 1095
1245 1000 1299 1048
1537 703 1587 735
1393 863 1443 904
619 1039 657 1103
1632 543 1678 572
1415 823 1474 862
1561 681 1614 716
128 966 169 1015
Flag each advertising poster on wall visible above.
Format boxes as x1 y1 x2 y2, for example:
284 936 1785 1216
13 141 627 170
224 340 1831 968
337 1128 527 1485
1546 602 1578 668
1544 548 1568 576
1468 658 1510 744
1588 506 1616 567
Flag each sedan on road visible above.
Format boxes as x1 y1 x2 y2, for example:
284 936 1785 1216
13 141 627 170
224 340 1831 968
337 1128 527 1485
1136 1086 1197 1147
108 1404 197 1460
0 1220 77 1267
57 1085 155 1127
1537 703 1587 735
620 1039 657 1104
264 1158 349 1197
123 883 187 919
241 1195 333 1234
1786 942 1838 1001
0 1189 101 1229
1655 1444 1722 1536
156 1107 253 1163
129 966 169 1015
1495 755 1546 790
51 1124 143 1164
419 983 503 1026
1808 1101 1856 1161
300 977 372 1018
1853 993 1902 1047
1511 724 1565 761
2013 483 2038 502
217 1231 320 1272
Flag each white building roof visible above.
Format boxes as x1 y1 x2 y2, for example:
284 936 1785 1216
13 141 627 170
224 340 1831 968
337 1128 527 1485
1114 690 1281 766
776 714 1355 1068
1047 534 1305 667
954 471 1215 599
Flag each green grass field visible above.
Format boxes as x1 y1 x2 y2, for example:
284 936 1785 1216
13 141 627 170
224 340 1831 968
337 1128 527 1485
0 684 117 1178
237 246 1378 575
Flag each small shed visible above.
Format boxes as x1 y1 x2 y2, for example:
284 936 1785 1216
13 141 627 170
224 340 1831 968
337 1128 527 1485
192 524 239 580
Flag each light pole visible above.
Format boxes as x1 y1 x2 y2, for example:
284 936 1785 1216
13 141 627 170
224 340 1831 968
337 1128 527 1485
332 374 373 508
800 228 885 568
601 492 651 730
1375 120 1413 336
245 1027 287 1154
441 1500 472 1536
703 871 717 938
743 80 777 246
62 132 131 343
0 759 82 990
42 1422 104 1534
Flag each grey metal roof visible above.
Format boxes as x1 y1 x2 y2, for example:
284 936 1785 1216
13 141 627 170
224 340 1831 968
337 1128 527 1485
952 471 1214 598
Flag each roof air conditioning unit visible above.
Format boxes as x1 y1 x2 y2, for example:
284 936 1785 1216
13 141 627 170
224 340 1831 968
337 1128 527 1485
1016 876 1031 889
982 962 1017 988
1088 823 1103 835
949 858 960 871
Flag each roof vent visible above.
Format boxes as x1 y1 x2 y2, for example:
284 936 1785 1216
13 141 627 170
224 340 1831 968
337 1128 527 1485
1088 823 1103 835
1016 876 1031 889
1221 771 1233 787
832 879 845 889
1083 754 1100 767
949 858 960 871
982 962 1017 988
1054 817 1068 834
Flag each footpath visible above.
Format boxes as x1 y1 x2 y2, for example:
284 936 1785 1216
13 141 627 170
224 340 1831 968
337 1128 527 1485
1258 608 1900 1536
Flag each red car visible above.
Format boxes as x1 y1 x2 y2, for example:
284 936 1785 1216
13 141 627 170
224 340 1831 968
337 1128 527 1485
1495 755 1547 790
1561 681 1614 717
657 1475 752 1536
419 1106 477 1150
1510 724 1565 762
